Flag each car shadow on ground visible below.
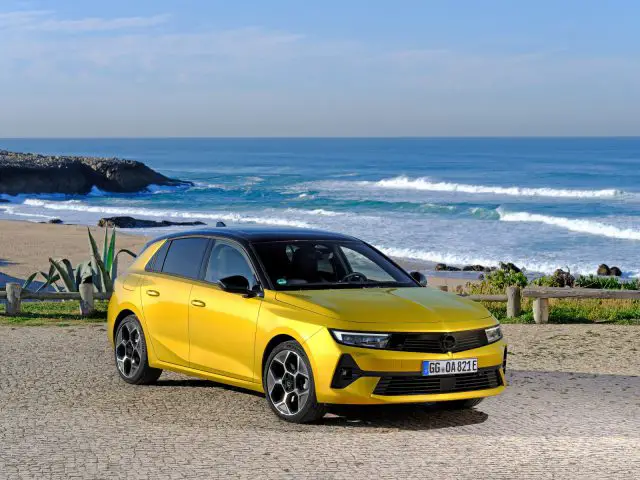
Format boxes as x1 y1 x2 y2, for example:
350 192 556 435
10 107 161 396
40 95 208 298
153 377 488 430
321 403 489 429
154 378 265 398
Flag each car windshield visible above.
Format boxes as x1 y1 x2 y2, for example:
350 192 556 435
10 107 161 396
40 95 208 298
251 240 417 290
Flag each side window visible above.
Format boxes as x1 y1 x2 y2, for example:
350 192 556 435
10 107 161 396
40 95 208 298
161 237 209 279
145 240 170 272
205 241 257 288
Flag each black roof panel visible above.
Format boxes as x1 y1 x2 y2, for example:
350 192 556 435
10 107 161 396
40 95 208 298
142 226 360 249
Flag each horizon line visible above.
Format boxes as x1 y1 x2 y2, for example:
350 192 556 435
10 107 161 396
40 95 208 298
2 135 640 140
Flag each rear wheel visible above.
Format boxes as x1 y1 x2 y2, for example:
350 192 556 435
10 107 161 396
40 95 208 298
440 398 484 410
114 315 162 385
263 340 325 423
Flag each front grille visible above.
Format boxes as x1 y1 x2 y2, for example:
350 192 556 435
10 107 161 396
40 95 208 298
373 367 502 396
387 329 488 353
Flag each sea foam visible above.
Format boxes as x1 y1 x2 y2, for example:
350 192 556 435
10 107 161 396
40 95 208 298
376 245 607 276
21 199 311 228
370 176 623 199
498 209 640 240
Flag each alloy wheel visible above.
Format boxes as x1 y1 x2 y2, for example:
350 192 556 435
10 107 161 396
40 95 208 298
115 321 142 379
266 349 310 416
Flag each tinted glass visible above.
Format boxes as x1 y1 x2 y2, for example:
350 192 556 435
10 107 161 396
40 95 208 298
161 237 209 279
252 240 415 290
205 241 257 288
146 240 170 272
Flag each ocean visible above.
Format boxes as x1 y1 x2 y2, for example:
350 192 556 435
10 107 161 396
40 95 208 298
1 137 639 276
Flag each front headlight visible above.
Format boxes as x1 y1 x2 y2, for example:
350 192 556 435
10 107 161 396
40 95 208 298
485 325 503 344
330 330 391 349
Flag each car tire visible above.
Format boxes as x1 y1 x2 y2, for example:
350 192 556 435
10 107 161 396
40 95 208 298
263 340 326 423
114 315 162 385
440 398 484 410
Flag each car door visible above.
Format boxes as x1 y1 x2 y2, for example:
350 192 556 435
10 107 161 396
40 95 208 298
140 236 210 367
189 239 262 381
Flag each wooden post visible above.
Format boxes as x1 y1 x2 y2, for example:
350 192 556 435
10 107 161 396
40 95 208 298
506 286 521 318
532 298 549 324
6 282 22 315
79 283 95 316
437 285 449 292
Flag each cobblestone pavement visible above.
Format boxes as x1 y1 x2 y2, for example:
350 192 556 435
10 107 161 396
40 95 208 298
0 325 638 479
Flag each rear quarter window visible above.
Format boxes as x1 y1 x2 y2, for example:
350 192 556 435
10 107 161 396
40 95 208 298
145 240 171 272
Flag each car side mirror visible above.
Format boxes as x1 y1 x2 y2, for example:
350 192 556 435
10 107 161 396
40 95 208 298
410 271 428 287
218 275 251 294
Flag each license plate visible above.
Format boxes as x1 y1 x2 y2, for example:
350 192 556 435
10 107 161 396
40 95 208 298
422 358 478 376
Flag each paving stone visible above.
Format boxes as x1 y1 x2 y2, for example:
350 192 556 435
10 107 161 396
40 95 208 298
0 325 638 479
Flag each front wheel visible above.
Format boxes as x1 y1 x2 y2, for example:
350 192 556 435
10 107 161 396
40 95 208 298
114 315 162 385
263 341 325 423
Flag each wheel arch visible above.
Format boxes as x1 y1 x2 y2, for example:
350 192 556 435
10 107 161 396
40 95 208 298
113 309 136 340
261 334 297 377
109 301 147 341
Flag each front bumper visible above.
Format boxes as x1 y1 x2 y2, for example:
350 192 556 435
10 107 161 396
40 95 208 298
304 328 507 405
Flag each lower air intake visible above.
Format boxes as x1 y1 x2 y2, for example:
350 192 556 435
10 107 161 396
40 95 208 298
373 367 502 396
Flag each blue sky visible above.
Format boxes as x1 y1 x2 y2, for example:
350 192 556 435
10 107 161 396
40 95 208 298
1 0 639 136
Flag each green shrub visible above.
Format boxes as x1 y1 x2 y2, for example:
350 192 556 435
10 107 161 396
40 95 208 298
574 275 638 290
531 268 574 287
531 275 556 287
470 270 529 293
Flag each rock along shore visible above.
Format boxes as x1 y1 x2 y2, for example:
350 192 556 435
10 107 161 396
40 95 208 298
0 149 192 195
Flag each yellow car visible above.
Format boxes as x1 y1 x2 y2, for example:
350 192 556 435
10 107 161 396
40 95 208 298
108 227 507 423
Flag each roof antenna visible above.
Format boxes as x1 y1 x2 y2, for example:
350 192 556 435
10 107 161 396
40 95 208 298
216 221 226 227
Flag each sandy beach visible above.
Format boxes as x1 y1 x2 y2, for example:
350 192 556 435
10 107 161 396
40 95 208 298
0 219 477 290
0 220 148 287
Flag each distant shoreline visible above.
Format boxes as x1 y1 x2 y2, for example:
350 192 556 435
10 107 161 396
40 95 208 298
2 137 637 279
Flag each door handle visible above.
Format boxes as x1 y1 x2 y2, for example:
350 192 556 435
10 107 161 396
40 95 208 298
146 290 160 297
191 299 206 308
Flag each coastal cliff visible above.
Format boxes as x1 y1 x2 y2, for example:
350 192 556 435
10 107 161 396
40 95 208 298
0 150 191 195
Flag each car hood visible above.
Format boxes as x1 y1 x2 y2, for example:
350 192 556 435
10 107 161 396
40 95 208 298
274 287 491 324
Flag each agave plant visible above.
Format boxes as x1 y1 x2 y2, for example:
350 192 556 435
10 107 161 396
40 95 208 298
87 227 136 292
23 227 137 293
22 259 87 292
23 263 61 292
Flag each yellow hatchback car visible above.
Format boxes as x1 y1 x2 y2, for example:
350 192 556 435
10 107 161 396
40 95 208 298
108 227 506 423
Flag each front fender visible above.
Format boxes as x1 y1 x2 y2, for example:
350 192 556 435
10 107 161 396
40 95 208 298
253 294 326 382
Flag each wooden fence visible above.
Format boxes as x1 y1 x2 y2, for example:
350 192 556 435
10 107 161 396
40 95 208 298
436 285 640 323
1 283 111 316
3 282 640 323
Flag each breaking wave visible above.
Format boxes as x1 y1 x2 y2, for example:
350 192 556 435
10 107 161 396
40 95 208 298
21 199 311 228
370 176 623 199
498 209 640 240
376 246 601 276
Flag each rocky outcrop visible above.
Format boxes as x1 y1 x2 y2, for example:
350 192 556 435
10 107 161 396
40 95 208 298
499 262 521 273
435 263 461 272
0 150 192 195
97 216 206 229
435 261 518 273
597 264 611 276
462 264 493 272
609 266 622 276
552 268 575 287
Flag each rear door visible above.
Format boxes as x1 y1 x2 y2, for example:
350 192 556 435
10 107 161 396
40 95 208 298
140 237 210 367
